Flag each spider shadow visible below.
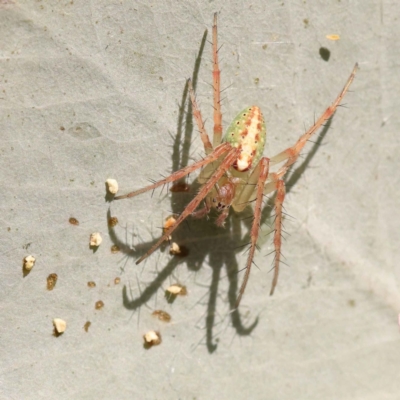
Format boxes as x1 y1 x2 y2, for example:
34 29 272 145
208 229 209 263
108 26 334 353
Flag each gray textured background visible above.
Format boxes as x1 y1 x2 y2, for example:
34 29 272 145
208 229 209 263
1 1 400 399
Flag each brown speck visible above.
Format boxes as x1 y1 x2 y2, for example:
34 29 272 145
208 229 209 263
83 321 91 332
111 245 120 254
114 277 120 285
95 300 104 310
152 310 171 322
348 299 356 307
108 217 118 227
47 273 58 290
69 217 79 225
170 182 190 192
87 281 96 288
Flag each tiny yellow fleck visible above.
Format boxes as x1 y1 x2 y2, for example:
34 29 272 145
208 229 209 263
326 34 340 41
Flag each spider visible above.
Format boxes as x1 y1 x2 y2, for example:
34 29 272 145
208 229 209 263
114 14 358 308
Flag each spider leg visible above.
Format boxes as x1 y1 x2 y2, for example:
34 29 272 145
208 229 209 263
114 142 231 200
188 79 213 155
235 157 270 308
260 174 287 296
135 147 240 264
270 179 285 296
270 63 358 176
257 65 358 297
212 13 223 147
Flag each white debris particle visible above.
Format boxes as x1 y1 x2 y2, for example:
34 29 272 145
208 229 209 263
106 179 119 194
53 318 67 334
143 331 162 347
23 255 36 271
90 232 102 247
166 283 187 296
169 242 181 255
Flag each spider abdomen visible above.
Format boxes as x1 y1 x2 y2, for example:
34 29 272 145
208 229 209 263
224 106 266 172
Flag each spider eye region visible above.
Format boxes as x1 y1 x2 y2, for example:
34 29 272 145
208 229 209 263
224 106 266 172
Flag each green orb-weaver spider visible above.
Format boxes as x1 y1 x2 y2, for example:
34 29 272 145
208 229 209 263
115 13 358 308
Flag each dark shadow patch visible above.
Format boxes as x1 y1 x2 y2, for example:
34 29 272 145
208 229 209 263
319 47 331 62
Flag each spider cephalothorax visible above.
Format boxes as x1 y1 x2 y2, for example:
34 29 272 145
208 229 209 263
114 14 358 308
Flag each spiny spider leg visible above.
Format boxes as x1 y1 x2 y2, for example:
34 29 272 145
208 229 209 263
188 79 213 155
270 63 359 175
212 13 223 147
187 13 222 153
270 179 285 296
114 142 231 200
135 147 240 264
235 157 270 308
